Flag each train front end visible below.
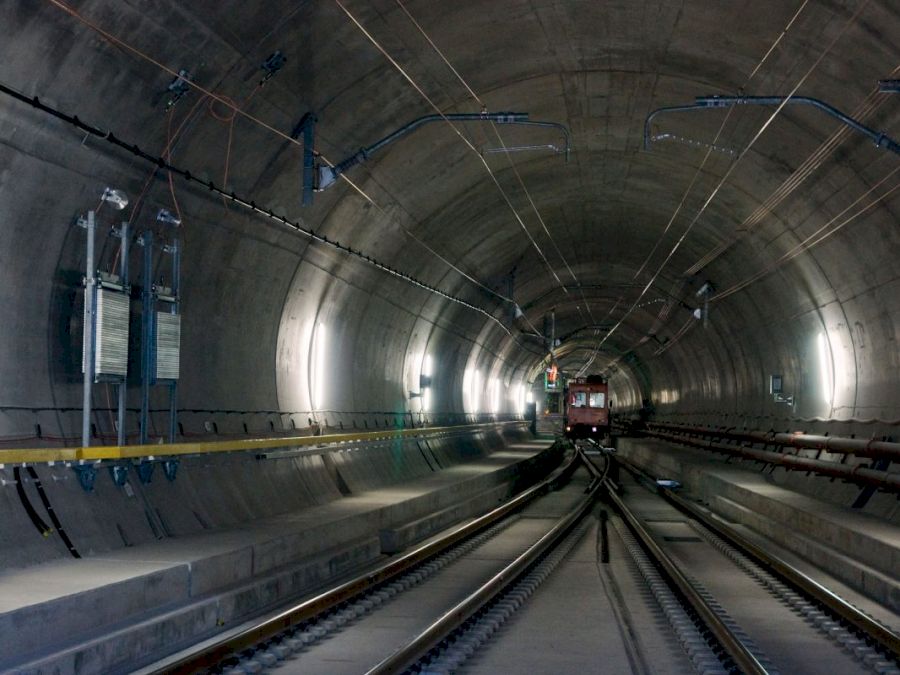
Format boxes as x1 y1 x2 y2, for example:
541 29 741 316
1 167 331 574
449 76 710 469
565 378 610 440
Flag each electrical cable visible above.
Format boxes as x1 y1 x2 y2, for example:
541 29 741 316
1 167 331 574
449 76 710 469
684 63 900 277
0 80 513 336
127 93 209 224
748 1 811 80
581 0 868 377
393 0 595 328
609 166 899 367
574 102 738 378
165 108 183 223
712 173 900 300
44 0 300 147
333 0 572 321
25 466 81 558
13 466 53 537
42 0 516 314
576 1 823 376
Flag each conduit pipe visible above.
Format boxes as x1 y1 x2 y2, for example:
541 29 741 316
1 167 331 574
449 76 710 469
644 95 900 155
645 429 900 492
694 96 900 155
646 422 900 462
317 112 572 190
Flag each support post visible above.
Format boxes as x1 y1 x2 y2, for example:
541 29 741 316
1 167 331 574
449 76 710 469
168 237 180 443
82 211 96 448
300 113 317 206
117 220 130 446
140 230 154 444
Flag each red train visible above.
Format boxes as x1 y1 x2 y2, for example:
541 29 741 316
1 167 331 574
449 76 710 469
564 376 610 440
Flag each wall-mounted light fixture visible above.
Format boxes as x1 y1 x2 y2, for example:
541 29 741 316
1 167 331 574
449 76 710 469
156 208 181 226
101 187 128 210
770 373 793 406
410 353 433 411
694 281 713 326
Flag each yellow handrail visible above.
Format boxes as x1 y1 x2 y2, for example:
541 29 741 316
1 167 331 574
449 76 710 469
0 420 526 465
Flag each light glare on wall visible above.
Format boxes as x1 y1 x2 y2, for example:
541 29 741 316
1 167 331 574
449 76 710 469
490 378 500 414
473 369 481 412
463 368 483 412
817 332 834 408
312 322 326 410
420 353 433 411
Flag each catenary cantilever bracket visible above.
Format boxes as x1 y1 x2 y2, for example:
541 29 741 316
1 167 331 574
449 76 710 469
644 95 900 156
310 111 572 198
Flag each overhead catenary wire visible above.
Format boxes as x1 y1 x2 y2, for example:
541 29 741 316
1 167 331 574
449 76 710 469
0 81 514 337
573 110 736 378
42 0 520 313
613 170 900 365
612 159 898 372
582 0 870 377
712 171 900 301
575 0 809 376
571 0 816 377
393 0 596 328
333 0 579 334
630 44 896 374
684 63 900 277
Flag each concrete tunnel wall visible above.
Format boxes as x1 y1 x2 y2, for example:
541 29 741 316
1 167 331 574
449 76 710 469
0 4 898 493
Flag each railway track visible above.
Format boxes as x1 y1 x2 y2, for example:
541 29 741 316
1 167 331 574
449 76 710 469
149 448 604 675
600 454 900 675
146 443 900 675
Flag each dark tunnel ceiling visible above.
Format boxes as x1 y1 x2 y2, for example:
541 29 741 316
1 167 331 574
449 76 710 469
1 0 899 419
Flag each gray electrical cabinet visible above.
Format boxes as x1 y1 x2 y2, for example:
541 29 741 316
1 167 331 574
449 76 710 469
155 311 181 381
84 286 130 380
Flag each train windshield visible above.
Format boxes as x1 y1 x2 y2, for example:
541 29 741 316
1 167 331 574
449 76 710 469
571 392 587 407
589 392 606 408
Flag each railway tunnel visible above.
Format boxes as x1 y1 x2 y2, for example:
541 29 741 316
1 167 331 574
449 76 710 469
0 1 899 673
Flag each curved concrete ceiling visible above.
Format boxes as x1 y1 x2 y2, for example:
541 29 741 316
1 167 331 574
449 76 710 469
0 0 898 437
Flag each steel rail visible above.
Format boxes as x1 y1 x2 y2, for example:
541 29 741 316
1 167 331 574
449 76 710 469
617 455 900 660
604 468 770 675
662 487 900 658
0 420 525 466
366 458 601 674
154 447 577 674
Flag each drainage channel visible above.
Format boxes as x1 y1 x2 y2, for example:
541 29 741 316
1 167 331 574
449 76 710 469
607 456 900 675
152 450 596 674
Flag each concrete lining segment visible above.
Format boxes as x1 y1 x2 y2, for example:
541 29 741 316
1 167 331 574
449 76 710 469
15 537 383 675
2 438 556 673
618 437 900 612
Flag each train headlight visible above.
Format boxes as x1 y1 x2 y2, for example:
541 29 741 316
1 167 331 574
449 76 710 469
591 426 597 433
565 425 571 432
